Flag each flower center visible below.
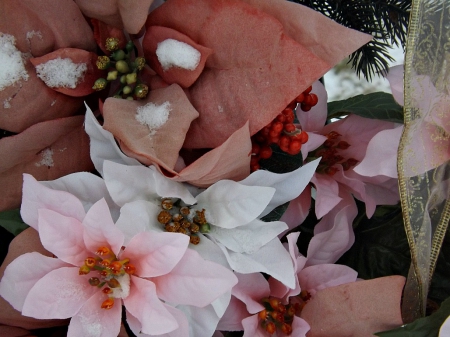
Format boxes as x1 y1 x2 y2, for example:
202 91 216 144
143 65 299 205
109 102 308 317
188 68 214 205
308 131 358 176
78 246 136 309
157 198 211 245
257 292 311 336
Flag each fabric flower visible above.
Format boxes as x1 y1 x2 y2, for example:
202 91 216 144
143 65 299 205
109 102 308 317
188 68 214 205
281 81 402 240
93 0 372 186
101 158 320 288
0 174 237 337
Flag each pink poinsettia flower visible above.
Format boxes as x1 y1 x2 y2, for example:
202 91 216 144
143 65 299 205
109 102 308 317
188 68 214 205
281 81 402 237
91 0 371 186
385 64 450 176
0 174 237 337
217 272 310 337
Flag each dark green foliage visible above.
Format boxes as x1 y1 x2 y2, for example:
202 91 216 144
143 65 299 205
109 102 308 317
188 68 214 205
289 0 411 80
327 92 404 122
0 209 29 236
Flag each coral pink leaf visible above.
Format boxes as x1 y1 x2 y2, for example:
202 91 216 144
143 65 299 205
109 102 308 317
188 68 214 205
38 209 88 266
124 231 189 278
0 252 69 311
22 267 99 319
143 26 213 88
300 276 405 337
30 48 105 97
68 290 122 337
102 84 199 171
153 249 238 307
91 18 127 54
124 277 178 335
1 116 93 212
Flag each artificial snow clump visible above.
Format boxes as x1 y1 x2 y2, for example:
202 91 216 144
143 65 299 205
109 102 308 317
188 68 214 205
35 57 87 89
0 33 29 91
135 101 171 135
156 39 201 71
35 148 54 167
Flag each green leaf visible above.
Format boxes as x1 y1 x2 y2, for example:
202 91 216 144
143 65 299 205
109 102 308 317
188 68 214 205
375 296 450 336
0 209 29 236
327 92 404 123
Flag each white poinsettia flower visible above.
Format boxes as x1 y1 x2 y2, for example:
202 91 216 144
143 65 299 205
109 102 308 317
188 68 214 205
102 158 320 289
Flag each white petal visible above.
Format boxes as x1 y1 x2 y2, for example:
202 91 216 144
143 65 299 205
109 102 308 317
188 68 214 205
239 158 320 217
195 180 275 229
208 219 287 254
84 103 140 176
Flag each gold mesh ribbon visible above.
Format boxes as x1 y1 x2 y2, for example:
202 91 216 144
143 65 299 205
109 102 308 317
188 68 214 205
399 0 450 323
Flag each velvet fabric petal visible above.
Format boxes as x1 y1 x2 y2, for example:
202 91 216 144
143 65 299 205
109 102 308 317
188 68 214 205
67 290 121 337
232 273 269 314
0 252 68 311
124 276 178 335
385 64 404 106
195 180 275 229
38 209 88 266
216 296 247 331
241 315 267 337
176 304 221 337
1 116 93 212
146 0 370 149
82 198 124 256
311 174 342 219
124 231 189 278
144 26 213 88
300 276 405 337
279 188 311 234
102 84 199 171
30 48 104 97
22 267 99 319
189 233 229 268
152 249 237 307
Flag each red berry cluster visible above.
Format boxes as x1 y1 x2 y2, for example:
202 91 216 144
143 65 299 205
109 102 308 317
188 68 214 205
250 86 318 172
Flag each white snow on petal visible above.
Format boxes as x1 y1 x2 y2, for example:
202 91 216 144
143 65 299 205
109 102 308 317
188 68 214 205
111 273 131 299
156 39 200 71
0 33 29 91
3 97 11 108
35 57 86 88
135 101 171 135
35 148 54 167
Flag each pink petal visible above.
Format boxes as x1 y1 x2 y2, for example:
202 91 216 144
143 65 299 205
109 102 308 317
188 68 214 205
20 173 86 230
311 174 342 219
82 198 124 256
147 0 336 149
152 249 238 307
353 126 403 178
300 132 327 160
143 26 213 88
124 276 178 335
0 252 68 311
298 264 358 295
291 316 310 337
38 209 88 266
123 231 189 278
279 188 312 233
67 290 121 337
103 85 199 171
300 276 405 336
231 273 269 314
217 296 247 331
306 203 356 266
385 65 404 106
22 267 99 319
1 116 93 212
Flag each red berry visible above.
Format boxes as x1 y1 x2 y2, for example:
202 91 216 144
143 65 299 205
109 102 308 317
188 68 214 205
295 93 305 103
269 129 280 138
251 143 260 155
269 135 280 144
251 163 260 172
300 103 311 111
303 85 312 94
309 93 318 106
271 121 283 133
282 108 293 116
278 135 290 148
300 131 309 144
289 140 302 154
285 113 295 124
260 146 273 159
287 101 297 110
284 123 296 133
276 113 286 123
